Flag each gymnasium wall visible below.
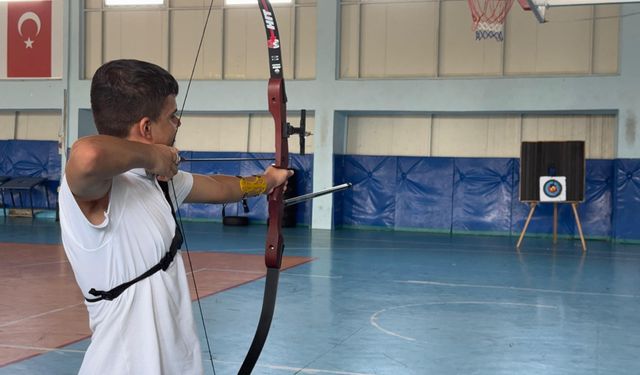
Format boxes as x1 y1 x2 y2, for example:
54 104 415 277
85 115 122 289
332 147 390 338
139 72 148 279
3 138 640 242
2 1 640 234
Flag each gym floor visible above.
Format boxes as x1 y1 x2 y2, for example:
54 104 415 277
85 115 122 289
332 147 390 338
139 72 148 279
0 217 639 374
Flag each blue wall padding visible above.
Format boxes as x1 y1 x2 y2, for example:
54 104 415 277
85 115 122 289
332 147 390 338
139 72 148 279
613 159 640 241
289 154 314 224
340 155 397 227
179 151 243 220
333 156 347 227
452 158 515 233
5 140 640 241
0 141 9 174
580 160 614 238
335 155 640 241
0 140 60 209
395 157 454 231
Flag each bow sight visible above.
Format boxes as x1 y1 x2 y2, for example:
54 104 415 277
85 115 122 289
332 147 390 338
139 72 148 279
287 109 311 155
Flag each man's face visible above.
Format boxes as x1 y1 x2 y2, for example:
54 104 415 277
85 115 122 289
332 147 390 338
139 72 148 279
151 95 181 146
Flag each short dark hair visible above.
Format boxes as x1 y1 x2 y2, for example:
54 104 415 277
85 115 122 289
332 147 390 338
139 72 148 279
90 59 179 137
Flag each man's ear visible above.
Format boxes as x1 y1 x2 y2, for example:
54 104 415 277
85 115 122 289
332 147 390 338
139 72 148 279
133 117 152 139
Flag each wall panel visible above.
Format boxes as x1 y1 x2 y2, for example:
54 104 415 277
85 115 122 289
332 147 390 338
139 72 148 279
0 112 15 139
170 9 222 79
593 5 619 74
340 0 619 78
359 4 387 78
175 112 314 154
248 112 314 154
340 3 360 78
103 11 168 67
532 7 593 74
346 115 431 156
0 111 60 141
439 0 503 76
295 5 317 79
432 116 521 157
346 113 615 158
84 11 102 78
357 2 438 77
83 1 315 80
521 115 615 159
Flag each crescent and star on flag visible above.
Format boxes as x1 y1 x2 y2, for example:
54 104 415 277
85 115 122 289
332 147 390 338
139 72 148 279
17 11 42 49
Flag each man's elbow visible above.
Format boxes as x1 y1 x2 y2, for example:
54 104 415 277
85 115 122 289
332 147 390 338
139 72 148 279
68 139 104 180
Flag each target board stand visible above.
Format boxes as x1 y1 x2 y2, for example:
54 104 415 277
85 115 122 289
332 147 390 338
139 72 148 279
516 176 586 251
517 141 587 251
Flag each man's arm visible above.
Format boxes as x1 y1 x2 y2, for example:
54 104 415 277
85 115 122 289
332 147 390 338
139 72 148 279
66 135 179 202
185 167 293 204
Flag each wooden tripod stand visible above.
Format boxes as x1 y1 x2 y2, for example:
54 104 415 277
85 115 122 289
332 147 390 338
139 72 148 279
516 201 587 251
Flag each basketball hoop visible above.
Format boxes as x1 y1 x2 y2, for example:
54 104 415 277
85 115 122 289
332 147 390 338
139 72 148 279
467 0 515 41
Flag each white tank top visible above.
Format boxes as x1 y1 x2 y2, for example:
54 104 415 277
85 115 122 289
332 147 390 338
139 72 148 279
59 169 203 374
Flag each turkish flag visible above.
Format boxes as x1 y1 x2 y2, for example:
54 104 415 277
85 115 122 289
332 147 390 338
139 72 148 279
7 0 52 78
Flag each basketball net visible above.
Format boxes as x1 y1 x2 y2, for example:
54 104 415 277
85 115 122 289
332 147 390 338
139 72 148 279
468 0 515 41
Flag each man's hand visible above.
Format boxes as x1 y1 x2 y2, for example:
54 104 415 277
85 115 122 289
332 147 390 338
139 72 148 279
149 145 181 181
263 166 294 194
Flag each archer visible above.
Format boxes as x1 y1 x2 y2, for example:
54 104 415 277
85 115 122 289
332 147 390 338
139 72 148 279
59 59 291 374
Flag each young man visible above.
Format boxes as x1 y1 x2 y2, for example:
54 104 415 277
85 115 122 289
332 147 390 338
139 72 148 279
59 59 291 374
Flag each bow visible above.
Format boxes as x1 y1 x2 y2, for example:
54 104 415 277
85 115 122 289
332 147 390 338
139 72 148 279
177 2 350 373
237 2 289 373
177 1 292 373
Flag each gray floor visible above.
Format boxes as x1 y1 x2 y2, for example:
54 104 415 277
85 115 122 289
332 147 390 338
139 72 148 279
1 217 639 374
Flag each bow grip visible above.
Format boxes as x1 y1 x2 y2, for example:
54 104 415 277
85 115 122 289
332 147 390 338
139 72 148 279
265 185 285 269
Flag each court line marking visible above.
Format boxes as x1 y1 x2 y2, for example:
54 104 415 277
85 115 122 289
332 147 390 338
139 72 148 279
0 303 83 328
191 268 263 275
0 344 85 354
370 301 558 342
0 345 374 375
213 359 375 375
11 260 69 268
282 272 342 279
396 280 639 299
191 268 341 279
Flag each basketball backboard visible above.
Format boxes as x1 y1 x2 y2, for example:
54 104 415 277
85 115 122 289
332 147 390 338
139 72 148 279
521 0 636 22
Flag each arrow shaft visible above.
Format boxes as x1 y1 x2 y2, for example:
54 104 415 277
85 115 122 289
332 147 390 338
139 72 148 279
284 183 352 207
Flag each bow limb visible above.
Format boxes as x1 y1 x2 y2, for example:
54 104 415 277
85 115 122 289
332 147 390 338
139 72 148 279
238 1 287 374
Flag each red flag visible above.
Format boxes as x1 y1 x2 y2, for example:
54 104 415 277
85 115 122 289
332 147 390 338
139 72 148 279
7 1 52 78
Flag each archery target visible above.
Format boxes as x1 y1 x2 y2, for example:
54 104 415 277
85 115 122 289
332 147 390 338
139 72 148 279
539 176 566 202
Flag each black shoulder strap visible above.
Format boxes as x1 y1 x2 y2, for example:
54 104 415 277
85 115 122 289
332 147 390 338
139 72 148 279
158 180 179 219
85 180 183 303
158 180 184 251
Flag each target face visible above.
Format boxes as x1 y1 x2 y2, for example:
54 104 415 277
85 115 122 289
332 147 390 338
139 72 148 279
539 176 567 202
543 179 563 198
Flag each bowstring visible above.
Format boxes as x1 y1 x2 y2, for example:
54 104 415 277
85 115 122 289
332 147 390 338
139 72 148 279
173 0 217 374
171 181 215 375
